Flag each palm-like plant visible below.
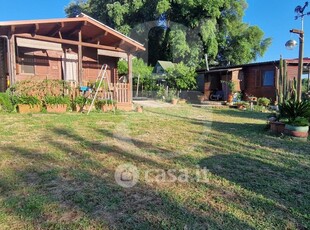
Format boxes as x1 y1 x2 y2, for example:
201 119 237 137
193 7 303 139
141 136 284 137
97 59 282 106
279 100 310 123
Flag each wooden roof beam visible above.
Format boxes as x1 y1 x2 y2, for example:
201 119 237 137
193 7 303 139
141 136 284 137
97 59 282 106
86 31 108 43
16 33 126 53
114 39 125 48
31 23 39 37
66 21 87 37
48 22 64 37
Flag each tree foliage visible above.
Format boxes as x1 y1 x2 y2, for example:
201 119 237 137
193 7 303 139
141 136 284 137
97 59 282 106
66 0 271 67
166 63 197 90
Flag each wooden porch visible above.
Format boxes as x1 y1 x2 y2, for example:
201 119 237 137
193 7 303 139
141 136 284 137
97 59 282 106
0 13 145 107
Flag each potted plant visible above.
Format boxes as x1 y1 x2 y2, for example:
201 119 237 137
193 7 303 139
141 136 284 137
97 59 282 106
258 97 271 107
14 95 41 114
284 116 309 139
73 96 87 112
44 95 70 113
268 113 286 134
279 99 310 139
221 80 235 103
167 88 178 105
95 99 108 112
234 101 247 110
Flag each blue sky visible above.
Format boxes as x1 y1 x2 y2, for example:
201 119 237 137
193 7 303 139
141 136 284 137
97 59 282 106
0 0 309 63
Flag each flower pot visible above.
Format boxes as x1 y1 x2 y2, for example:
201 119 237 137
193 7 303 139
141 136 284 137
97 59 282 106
236 105 244 110
178 99 187 104
46 104 67 113
284 124 309 138
270 121 285 134
17 104 41 114
171 99 178 105
227 94 233 103
136 106 143 113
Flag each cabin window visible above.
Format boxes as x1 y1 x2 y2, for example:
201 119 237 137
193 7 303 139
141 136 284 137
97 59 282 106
263 70 274 86
20 54 35 74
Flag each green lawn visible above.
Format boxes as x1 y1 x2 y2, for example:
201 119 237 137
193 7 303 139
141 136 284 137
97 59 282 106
0 106 309 229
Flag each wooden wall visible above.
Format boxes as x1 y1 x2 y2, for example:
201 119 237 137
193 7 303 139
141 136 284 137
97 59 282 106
15 46 119 85
243 64 277 101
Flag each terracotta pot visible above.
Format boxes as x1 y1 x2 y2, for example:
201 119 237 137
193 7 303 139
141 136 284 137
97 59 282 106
17 104 41 114
284 124 309 138
227 94 233 103
46 104 67 113
136 106 143 113
178 99 187 104
270 121 285 134
171 99 178 105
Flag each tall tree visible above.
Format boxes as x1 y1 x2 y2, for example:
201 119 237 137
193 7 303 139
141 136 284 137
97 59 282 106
66 0 271 67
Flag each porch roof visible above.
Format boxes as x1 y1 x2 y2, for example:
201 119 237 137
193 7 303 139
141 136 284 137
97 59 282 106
0 13 145 53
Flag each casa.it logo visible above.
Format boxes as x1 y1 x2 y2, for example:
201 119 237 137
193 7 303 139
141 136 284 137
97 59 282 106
114 163 139 188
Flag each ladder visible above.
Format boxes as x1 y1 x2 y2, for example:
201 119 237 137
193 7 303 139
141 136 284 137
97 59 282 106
87 64 108 115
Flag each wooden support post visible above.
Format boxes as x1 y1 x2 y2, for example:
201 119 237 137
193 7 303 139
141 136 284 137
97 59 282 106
78 30 83 84
9 35 16 85
128 53 133 103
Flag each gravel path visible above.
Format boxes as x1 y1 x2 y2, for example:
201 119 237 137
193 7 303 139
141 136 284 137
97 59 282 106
133 99 174 108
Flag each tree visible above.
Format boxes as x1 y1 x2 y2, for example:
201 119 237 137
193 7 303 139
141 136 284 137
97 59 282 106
66 0 271 67
166 63 197 90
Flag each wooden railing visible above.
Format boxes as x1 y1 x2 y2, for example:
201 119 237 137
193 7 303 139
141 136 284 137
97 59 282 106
113 83 130 103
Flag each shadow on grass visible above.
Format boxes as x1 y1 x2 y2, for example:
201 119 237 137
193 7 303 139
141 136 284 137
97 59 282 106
211 108 269 120
199 154 310 229
0 127 255 229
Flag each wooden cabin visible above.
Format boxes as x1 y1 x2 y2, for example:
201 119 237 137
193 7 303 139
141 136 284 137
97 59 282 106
196 58 310 102
0 13 145 110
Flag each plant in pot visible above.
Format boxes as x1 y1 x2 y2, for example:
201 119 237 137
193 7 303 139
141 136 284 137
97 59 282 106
44 95 70 113
73 96 87 112
258 97 271 107
95 99 108 112
167 88 178 105
234 101 247 110
285 116 309 139
267 113 286 134
13 94 41 114
279 99 310 139
221 80 235 103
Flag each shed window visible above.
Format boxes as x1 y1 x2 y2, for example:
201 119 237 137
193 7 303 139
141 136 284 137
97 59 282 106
263 70 274 86
20 54 35 74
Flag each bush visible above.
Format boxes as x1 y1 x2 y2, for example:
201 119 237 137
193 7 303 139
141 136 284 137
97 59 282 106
258 97 271 107
166 88 178 102
12 95 41 106
44 95 70 106
0 92 14 112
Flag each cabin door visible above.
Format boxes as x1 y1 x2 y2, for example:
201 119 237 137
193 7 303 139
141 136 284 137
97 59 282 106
0 38 8 92
62 52 78 83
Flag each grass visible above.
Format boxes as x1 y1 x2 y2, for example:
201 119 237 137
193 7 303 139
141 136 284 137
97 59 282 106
0 106 309 229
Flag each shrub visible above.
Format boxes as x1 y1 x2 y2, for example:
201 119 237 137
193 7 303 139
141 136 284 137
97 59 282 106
166 88 178 102
12 95 41 106
74 96 87 107
0 92 14 112
95 99 107 109
258 97 271 107
44 95 70 106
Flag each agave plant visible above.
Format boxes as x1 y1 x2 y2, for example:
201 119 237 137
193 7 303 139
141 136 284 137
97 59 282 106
279 100 310 123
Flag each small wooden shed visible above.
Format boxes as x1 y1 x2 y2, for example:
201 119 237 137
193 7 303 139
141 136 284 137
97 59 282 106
0 13 145 109
197 58 310 102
